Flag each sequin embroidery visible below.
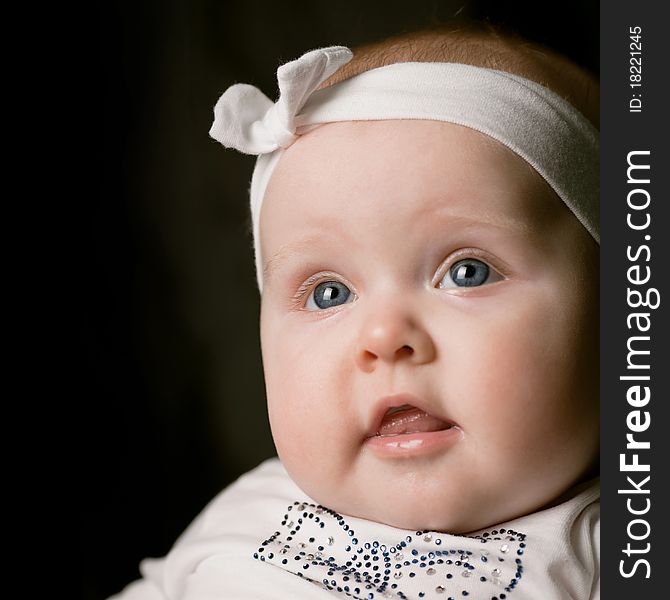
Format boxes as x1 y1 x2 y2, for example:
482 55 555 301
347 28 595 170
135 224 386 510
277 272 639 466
253 501 526 599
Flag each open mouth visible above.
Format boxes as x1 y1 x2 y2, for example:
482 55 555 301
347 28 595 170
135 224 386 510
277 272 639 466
372 404 454 437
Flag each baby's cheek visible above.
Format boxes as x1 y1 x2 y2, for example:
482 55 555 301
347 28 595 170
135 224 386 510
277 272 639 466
462 290 580 434
265 336 364 505
266 357 331 461
498 294 595 462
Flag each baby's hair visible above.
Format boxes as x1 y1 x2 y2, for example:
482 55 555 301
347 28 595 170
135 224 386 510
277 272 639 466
318 21 599 129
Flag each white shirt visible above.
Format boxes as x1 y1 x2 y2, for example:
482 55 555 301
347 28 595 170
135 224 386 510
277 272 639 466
111 457 599 600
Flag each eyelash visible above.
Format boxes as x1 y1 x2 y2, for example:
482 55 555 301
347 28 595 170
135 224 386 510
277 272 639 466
438 248 506 282
291 271 342 307
291 250 508 308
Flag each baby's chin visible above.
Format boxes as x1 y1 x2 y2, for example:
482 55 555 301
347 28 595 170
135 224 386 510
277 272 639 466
293 469 590 535
296 479 514 535
356 512 478 536
278 436 598 535
328 497 501 536
320 495 546 535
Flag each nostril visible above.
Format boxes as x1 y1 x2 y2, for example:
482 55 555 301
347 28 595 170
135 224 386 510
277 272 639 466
358 346 414 366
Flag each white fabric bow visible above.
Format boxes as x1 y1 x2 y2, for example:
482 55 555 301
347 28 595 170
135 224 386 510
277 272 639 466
209 46 353 155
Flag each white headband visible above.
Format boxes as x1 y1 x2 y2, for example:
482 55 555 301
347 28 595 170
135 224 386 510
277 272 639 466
209 46 600 293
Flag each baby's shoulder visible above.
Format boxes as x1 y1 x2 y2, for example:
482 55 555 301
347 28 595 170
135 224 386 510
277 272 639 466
111 457 323 600
178 457 303 541
502 479 599 599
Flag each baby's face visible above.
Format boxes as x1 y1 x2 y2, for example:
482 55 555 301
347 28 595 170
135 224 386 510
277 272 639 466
259 120 599 533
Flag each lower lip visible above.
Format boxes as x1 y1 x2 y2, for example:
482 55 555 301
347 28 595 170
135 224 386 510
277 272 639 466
363 427 462 458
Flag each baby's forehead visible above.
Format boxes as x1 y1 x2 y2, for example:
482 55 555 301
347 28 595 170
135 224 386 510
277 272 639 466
262 119 565 238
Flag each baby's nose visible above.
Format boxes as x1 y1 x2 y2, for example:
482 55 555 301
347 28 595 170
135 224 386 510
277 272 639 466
354 306 435 373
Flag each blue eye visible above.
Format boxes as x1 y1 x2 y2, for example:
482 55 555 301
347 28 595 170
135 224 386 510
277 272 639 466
306 281 352 310
440 258 501 288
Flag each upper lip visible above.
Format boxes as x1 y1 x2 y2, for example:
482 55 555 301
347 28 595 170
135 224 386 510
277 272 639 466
365 392 455 439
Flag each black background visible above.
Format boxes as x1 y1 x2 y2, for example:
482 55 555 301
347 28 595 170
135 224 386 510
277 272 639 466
89 1 599 598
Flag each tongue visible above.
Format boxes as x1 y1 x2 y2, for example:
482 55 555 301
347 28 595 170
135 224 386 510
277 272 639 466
377 406 451 436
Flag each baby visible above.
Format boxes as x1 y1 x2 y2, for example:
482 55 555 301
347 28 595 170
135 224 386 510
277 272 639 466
112 23 600 600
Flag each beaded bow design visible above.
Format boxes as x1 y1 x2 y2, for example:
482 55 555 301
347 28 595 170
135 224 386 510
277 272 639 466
208 46 353 155
254 501 527 599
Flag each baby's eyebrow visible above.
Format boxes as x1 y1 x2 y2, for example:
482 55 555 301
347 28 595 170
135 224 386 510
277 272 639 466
263 209 532 281
263 234 324 283
263 215 529 281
